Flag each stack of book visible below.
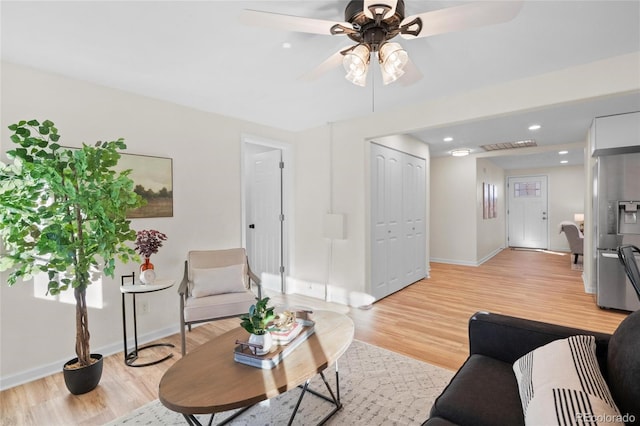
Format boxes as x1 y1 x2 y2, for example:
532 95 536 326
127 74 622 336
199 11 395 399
234 317 315 369
269 321 304 345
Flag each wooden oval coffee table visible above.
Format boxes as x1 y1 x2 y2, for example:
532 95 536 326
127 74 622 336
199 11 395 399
159 310 354 425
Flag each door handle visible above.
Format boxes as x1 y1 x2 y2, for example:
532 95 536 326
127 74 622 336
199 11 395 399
249 224 255 229
601 252 618 259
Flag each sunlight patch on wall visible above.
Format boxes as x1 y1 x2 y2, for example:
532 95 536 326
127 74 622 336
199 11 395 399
33 272 103 309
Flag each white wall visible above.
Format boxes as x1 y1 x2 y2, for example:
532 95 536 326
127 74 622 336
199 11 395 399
477 159 506 262
507 165 585 251
430 158 583 265
0 62 296 388
2 51 639 388
430 155 478 264
291 52 639 280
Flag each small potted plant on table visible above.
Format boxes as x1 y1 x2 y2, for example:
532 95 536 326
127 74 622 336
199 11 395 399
134 229 167 284
240 297 276 355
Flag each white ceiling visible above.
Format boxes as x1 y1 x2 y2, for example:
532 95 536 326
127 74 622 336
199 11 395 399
2 1 640 168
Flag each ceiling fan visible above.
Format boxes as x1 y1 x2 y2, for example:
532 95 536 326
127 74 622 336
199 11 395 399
240 0 523 87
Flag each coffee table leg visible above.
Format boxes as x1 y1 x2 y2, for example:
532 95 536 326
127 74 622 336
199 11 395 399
290 361 343 426
181 405 254 426
181 413 215 426
182 414 199 426
335 360 340 403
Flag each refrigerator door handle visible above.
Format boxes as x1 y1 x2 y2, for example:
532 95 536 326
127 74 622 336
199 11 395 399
601 252 619 259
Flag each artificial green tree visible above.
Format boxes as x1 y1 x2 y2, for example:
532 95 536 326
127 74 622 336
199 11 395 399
0 119 143 367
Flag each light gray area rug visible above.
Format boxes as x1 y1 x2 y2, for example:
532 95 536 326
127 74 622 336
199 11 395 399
105 340 453 425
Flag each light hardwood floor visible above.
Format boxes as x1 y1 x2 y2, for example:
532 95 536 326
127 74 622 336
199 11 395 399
0 249 628 425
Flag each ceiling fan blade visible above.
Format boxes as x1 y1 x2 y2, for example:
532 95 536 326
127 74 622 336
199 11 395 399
400 1 523 39
239 9 353 36
299 49 348 81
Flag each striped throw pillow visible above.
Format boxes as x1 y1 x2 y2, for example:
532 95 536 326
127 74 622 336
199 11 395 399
513 335 623 425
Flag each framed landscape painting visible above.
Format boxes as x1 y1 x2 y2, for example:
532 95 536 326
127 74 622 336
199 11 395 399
115 153 173 218
483 182 489 219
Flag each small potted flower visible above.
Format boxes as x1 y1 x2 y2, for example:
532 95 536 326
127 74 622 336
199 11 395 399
134 229 167 283
240 297 276 355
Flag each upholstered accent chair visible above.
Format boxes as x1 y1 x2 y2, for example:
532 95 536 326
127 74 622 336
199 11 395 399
178 248 262 355
559 221 584 264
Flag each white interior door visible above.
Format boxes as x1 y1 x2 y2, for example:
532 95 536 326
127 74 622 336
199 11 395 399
401 155 426 290
371 144 402 299
247 149 282 279
507 175 548 249
371 144 426 300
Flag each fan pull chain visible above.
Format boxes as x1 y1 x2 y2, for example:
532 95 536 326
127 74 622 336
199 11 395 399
371 68 375 113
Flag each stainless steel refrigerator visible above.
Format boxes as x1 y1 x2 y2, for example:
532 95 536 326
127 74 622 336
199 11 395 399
595 152 640 311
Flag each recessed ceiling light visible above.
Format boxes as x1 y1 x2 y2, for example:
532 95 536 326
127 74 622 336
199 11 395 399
443 137 453 142
451 149 471 157
560 160 568 164
282 42 292 49
558 150 569 155
528 124 541 131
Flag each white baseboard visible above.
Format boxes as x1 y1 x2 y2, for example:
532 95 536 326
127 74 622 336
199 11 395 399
0 324 180 391
429 257 480 267
261 273 375 308
286 277 327 300
477 248 504 265
583 274 596 294
431 247 524 267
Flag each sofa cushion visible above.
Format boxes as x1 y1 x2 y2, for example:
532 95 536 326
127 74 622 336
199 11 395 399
430 354 524 426
607 309 640 424
513 335 622 426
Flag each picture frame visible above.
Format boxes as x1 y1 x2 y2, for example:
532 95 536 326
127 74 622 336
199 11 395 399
483 182 489 219
114 153 173 218
483 183 498 219
491 184 498 218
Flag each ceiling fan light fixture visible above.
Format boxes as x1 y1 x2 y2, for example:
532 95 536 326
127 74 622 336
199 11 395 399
346 68 369 86
381 67 405 85
343 44 371 86
379 42 408 85
363 0 398 20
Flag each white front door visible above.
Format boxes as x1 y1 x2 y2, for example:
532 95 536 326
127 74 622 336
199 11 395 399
507 175 548 249
247 149 282 280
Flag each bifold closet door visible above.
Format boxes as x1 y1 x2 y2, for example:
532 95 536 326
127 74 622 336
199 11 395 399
371 143 426 300
400 154 426 291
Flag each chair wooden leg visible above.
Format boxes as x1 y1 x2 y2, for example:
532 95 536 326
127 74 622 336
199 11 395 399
574 253 579 264
181 324 187 356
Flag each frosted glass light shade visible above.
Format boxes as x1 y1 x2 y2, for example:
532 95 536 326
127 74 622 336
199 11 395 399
379 42 408 85
343 44 370 86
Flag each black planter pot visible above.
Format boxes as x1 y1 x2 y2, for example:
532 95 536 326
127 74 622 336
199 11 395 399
63 354 103 395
